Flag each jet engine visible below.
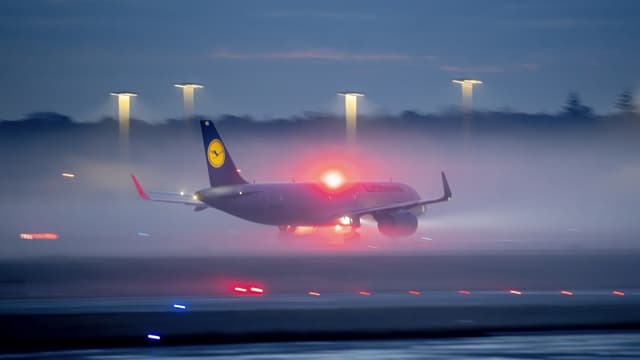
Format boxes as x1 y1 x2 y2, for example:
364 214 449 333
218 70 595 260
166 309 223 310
375 211 418 237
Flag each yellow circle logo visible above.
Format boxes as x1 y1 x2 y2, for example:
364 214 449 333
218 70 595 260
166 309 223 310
207 139 225 168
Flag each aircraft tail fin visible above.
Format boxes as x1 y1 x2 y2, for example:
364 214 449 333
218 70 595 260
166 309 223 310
200 120 247 187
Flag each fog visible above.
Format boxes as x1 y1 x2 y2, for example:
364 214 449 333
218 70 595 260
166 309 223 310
1 111 639 257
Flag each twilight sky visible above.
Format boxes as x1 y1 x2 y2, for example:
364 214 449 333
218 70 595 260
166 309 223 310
1 0 639 121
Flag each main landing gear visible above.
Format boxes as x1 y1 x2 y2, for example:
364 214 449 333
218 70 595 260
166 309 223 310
277 224 361 245
278 225 296 240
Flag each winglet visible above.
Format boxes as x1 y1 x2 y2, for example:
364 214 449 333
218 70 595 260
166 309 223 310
441 171 452 200
130 174 149 200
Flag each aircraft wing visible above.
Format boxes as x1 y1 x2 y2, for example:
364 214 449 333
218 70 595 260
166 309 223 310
345 171 452 218
130 174 207 210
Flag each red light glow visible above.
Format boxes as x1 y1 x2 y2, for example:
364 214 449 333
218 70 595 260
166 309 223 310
612 290 625 297
321 170 345 189
457 290 471 295
20 233 59 240
250 287 264 294
408 290 421 296
294 226 316 235
308 291 321 296
358 291 371 296
509 289 523 295
560 290 574 296
233 287 248 293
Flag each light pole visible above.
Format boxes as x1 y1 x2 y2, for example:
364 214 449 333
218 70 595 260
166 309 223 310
110 92 137 142
452 79 482 112
174 83 203 116
338 91 364 145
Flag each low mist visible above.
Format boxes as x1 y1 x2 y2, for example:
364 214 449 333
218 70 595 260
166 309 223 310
1 111 639 257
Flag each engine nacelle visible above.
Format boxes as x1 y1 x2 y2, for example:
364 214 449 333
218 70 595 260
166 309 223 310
375 211 418 237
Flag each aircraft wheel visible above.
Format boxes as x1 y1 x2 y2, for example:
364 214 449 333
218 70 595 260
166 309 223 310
277 225 296 241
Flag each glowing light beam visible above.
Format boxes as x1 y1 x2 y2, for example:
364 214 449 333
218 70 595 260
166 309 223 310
338 91 364 145
174 83 203 116
451 79 482 112
110 92 137 155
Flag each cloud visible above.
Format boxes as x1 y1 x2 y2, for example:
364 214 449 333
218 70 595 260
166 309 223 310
260 10 377 22
439 63 539 74
210 48 433 62
499 17 621 30
440 65 505 74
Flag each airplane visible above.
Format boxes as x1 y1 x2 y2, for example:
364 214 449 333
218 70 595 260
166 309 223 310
131 120 452 240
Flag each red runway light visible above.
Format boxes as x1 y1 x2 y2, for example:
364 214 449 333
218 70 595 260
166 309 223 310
308 291 321 296
358 291 371 296
250 287 264 294
408 290 421 296
233 287 248 293
561 290 574 296
612 290 625 297
457 290 471 295
509 289 523 295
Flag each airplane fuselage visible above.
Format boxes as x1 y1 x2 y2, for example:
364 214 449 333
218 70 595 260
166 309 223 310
195 181 422 226
131 120 450 238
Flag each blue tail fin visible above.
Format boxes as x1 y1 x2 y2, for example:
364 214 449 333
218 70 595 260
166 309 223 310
200 120 247 187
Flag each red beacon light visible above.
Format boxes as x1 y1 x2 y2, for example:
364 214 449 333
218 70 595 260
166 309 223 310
321 170 345 190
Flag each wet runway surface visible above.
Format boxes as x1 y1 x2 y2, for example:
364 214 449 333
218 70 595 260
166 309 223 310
1 254 639 355
2 253 639 299
3 333 640 359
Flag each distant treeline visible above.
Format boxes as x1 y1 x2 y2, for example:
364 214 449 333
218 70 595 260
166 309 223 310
1 109 639 141
2 90 639 138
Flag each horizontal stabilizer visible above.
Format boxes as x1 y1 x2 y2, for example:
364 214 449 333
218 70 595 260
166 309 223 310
130 174 205 207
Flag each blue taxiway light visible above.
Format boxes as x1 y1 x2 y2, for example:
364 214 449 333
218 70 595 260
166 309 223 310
172 304 187 310
147 334 161 340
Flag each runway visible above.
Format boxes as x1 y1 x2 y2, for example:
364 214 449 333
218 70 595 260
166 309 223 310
1 290 639 352
1 290 638 314
1 254 639 353
3 333 640 360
